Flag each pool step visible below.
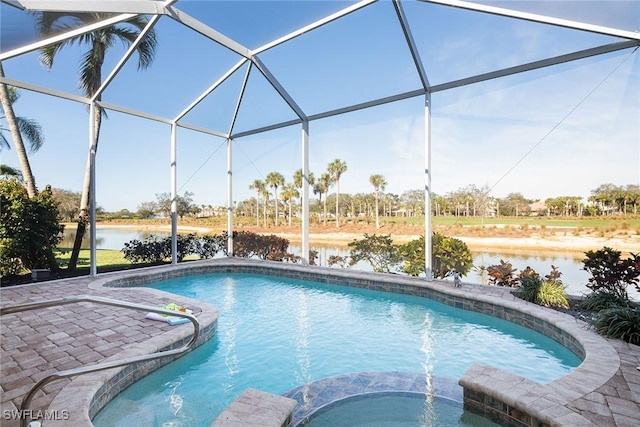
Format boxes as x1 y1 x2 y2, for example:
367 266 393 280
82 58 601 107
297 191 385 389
211 388 297 427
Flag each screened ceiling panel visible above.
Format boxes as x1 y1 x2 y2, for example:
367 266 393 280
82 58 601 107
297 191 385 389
101 16 244 119
178 61 249 135
469 0 640 31
229 64 303 134
176 0 362 51
404 1 631 87
256 0 424 116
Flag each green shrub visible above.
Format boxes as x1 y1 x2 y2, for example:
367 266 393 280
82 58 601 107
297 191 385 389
519 268 569 309
398 233 473 279
348 234 402 273
520 276 543 303
582 247 640 301
592 306 640 345
536 280 569 309
0 179 64 274
581 290 632 312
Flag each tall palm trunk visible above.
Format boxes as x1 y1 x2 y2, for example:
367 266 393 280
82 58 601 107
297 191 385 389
375 190 380 229
0 63 58 271
68 100 102 270
0 64 37 197
323 192 328 226
255 193 260 226
335 181 340 228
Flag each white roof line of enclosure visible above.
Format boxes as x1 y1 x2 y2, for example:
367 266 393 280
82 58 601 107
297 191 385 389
392 0 430 91
5 0 168 14
430 40 640 93
0 12 139 61
0 73 88 104
174 121 229 139
423 0 640 41
96 100 174 125
252 0 378 55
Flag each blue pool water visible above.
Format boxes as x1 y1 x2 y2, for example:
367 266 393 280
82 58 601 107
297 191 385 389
303 393 499 427
93 273 581 427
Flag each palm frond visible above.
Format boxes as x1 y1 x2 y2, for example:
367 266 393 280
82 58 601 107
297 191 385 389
16 117 44 153
79 48 103 96
0 132 10 150
0 164 23 179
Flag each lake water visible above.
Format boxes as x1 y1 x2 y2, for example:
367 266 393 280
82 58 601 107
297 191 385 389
62 227 633 298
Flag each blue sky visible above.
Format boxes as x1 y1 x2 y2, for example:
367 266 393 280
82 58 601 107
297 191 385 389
1 0 639 212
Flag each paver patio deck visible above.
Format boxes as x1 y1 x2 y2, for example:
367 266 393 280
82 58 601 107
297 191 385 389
1 259 638 426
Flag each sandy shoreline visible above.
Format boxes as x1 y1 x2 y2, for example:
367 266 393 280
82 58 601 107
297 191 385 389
95 223 640 255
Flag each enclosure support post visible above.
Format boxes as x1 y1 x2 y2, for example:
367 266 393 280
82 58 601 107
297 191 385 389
301 121 310 265
170 123 178 265
227 138 234 256
425 93 433 280
89 102 97 277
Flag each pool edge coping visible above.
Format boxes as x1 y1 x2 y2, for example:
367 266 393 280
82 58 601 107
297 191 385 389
44 258 619 427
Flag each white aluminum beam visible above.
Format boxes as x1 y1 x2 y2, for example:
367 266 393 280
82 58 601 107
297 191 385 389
97 100 174 124
1 0 24 10
0 13 139 61
230 119 303 140
422 0 640 41
6 0 168 14
89 102 97 277
253 0 378 55
424 94 432 280
227 63 253 137
251 56 307 121
227 138 234 257
174 58 248 122
430 40 639 93
393 0 430 90
308 89 425 122
175 122 229 139
170 123 178 264
301 121 310 265
0 74 88 104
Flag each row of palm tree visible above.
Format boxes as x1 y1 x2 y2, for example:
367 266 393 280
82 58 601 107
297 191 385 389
247 159 389 229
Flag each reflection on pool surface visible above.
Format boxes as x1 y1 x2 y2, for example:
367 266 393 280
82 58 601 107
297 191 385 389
93 273 581 427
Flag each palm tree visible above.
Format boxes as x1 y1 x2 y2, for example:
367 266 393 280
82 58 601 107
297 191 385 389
249 179 266 226
327 159 347 228
36 12 158 271
265 171 285 227
262 188 270 226
281 182 299 227
369 174 387 229
0 70 44 198
317 172 332 226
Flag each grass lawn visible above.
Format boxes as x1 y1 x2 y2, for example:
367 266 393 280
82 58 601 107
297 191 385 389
55 248 130 269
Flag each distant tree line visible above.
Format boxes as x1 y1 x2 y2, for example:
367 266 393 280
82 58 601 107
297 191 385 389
44 181 640 223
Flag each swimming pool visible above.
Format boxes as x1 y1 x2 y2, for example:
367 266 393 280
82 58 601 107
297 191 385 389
93 272 581 427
